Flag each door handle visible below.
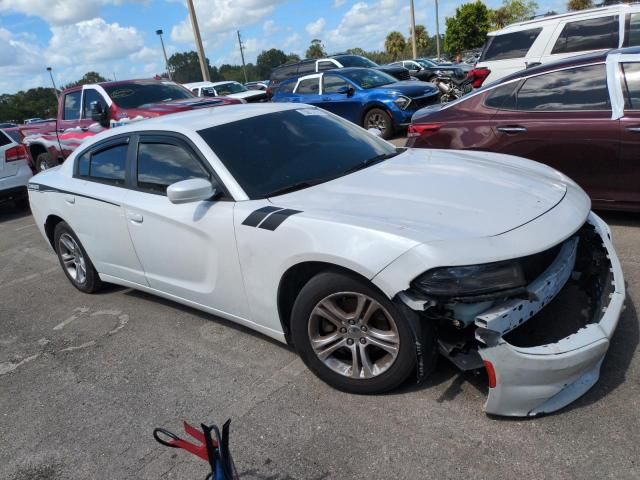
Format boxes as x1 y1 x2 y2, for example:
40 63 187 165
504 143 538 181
497 126 527 134
625 126 640 132
64 195 75 204
127 212 143 223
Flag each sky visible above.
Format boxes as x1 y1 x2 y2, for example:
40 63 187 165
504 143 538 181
0 0 566 94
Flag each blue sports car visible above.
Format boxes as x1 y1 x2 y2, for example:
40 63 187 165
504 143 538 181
271 67 440 139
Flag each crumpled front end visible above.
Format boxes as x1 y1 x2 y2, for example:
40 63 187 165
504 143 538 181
397 212 625 417
476 213 624 416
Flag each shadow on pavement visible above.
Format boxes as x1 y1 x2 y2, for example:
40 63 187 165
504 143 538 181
0 201 31 223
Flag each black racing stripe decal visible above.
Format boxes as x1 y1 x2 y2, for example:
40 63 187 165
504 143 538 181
28 183 121 207
258 209 302 231
242 206 283 227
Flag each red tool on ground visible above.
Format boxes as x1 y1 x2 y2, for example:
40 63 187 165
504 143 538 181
153 419 238 479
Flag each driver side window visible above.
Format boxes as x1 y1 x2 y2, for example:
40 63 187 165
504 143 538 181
323 75 350 93
136 140 210 195
82 89 107 119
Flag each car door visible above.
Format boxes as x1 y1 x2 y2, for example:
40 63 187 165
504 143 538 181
617 61 640 206
489 63 620 202
319 73 361 123
71 136 147 285
291 75 323 106
123 134 250 319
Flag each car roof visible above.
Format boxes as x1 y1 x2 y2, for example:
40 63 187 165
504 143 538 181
490 4 640 35
99 103 306 135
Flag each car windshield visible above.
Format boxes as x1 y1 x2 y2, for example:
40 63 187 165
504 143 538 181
335 55 379 68
104 82 193 108
417 59 437 68
339 69 396 89
215 82 248 95
198 108 399 199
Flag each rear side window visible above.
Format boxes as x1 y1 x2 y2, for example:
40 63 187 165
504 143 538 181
515 63 609 111
551 16 619 54
272 65 296 81
481 28 542 61
296 78 320 94
63 91 81 120
137 142 209 194
621 62 640 109
485 82 519 109
78 143 127 185
627 13 640 46
276 80 296 94
0 131 11 147
317 61 335 71
297 63 316 76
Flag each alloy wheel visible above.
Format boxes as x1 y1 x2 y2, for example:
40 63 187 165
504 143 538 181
58 233 87 284
308 292 400 379
366 112 387 132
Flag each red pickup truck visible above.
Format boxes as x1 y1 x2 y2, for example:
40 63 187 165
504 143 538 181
22 79 240 171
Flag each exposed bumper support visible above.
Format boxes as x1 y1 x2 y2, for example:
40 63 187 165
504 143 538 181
477 213 624 416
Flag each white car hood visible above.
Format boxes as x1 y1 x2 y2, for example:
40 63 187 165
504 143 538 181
271 148 570 244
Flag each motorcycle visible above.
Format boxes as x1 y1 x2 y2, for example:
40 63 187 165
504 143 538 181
433 71 473 103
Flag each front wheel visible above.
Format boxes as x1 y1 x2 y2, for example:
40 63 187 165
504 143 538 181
291 271 422 394
363 108 394 140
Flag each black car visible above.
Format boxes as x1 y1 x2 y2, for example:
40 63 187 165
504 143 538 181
387 59 472 82
269 54 410 92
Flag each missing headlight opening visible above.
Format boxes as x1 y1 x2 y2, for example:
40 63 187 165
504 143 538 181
401 222 614 376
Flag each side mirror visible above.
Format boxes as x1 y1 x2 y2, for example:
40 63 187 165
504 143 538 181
367 128 382 137
337 86 354 96
167 178 216 204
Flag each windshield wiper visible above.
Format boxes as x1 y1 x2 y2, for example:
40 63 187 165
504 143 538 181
343 151 400 175
264 181 321 198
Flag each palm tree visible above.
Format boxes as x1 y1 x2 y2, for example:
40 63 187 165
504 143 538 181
385 31 406 60
567 0 593 10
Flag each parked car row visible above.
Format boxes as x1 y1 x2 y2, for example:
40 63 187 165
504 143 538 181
185 81 269 103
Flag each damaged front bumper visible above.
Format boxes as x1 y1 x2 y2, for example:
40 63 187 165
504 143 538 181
403 212 625 417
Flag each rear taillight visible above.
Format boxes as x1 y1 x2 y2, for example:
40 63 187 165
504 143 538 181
5 145 27 163
407 123 441 138
483 360 497 388
470 67 491 88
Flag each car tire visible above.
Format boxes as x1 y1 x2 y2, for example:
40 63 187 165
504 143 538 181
363 108 394 140
53 221 103 293
290 270 422 394
35 152 56 172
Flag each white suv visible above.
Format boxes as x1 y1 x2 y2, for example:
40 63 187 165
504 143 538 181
0 129 32 208
474 4 640 86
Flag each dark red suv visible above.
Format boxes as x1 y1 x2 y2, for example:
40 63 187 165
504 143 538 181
407 47 640 211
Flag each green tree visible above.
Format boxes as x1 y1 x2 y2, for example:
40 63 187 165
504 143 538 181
285 52 301 63
444 1 491 55
64 71 109 89
490 0 538 28
567 0 593 10
385 31 406 60
306 39 326 59
407 25 429 57
0 87 57 123
256 48 288 78
167 51 213 83
345 47 367 56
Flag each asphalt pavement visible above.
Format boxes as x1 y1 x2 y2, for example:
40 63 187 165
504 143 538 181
1 188 639 479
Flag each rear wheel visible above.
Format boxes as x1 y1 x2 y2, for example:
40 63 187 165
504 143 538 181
54 222 103 293
363 108 394 140
35 152 56 172
291 271 422 394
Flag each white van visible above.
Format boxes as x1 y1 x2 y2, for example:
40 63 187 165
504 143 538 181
474 4 640 85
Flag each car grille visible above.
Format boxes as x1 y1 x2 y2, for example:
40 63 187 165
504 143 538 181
409 94 439 110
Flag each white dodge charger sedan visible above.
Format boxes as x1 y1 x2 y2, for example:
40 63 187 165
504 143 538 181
28 103 625 417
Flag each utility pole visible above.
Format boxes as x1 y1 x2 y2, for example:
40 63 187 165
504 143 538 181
155 29 173 80
409 0 417 59
435 0 441 59
186 0 210 81
46 67 58 98
237 30 248 84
